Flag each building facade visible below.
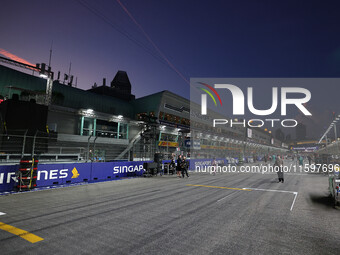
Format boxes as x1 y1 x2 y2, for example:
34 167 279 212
0 63 286 162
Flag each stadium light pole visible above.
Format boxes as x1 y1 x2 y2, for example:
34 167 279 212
334 115 340 141
38 63 54 106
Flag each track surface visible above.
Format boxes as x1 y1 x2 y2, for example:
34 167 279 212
0 162 339 254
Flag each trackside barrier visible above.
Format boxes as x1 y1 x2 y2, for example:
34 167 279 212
0 158 251 192
0 165 19 192
0 161 150 192
36 162 92 186
91 161 150 181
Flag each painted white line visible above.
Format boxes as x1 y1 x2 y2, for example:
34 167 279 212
243 187 298 212
290 192 298 211
234 172 309 176
0 212 6 216
243 187 296 194
217 191 238 202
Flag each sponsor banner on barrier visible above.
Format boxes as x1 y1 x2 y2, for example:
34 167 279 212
91 161 148 181
36 163 92 186
113 161 149 177
0 161 149 192
0 165 18 192
91 162 116 181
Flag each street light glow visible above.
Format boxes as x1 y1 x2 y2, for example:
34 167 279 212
39 73 48 78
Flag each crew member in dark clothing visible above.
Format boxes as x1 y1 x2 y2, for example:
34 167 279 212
181 156 189 178
169 153 176 175
307 155 312 165
275 155 284 183
176 155 182 178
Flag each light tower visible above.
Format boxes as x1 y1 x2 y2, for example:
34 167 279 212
0 56 53 106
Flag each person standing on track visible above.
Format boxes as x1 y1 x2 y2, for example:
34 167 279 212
176 155 182 178
275 155 284 183
298 155 304 166
170 153 176 175
211 158 217 175
307 155 312 165
181 156 189 178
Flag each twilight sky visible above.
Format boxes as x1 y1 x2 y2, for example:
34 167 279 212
1 0 340 138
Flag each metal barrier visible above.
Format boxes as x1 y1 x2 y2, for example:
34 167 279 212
0 130 129 162
0 129 287 164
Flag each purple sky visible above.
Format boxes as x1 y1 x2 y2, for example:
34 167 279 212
2 0 340 98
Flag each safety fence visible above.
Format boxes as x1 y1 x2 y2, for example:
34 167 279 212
0 129 286 163
0 130 84 162
0 130 128 163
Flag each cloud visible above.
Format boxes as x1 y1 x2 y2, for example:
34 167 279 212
0 49 34 66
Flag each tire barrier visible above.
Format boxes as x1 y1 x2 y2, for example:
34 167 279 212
17 156 39 191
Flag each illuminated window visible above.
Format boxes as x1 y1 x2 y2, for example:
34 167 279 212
119 123 128 139
173 115 180 123
181 118 190 126
160 133 177 142
165 114 173 122
82 117 95 136
159 111 164 120
96 119 118 138
137 112 147 120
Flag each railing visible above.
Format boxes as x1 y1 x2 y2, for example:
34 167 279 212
0 129 128 163
0 129 287 164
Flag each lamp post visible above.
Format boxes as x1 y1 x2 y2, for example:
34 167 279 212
37 63 54 106
45 76 53 106
334 116 340 141
318 116 339 144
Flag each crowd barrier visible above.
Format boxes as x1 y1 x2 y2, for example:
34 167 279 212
0 157 258 192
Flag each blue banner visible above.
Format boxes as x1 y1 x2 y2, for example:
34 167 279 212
91 161 146 181
36 163 92 186
0 160 150 192
0 165 18 192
